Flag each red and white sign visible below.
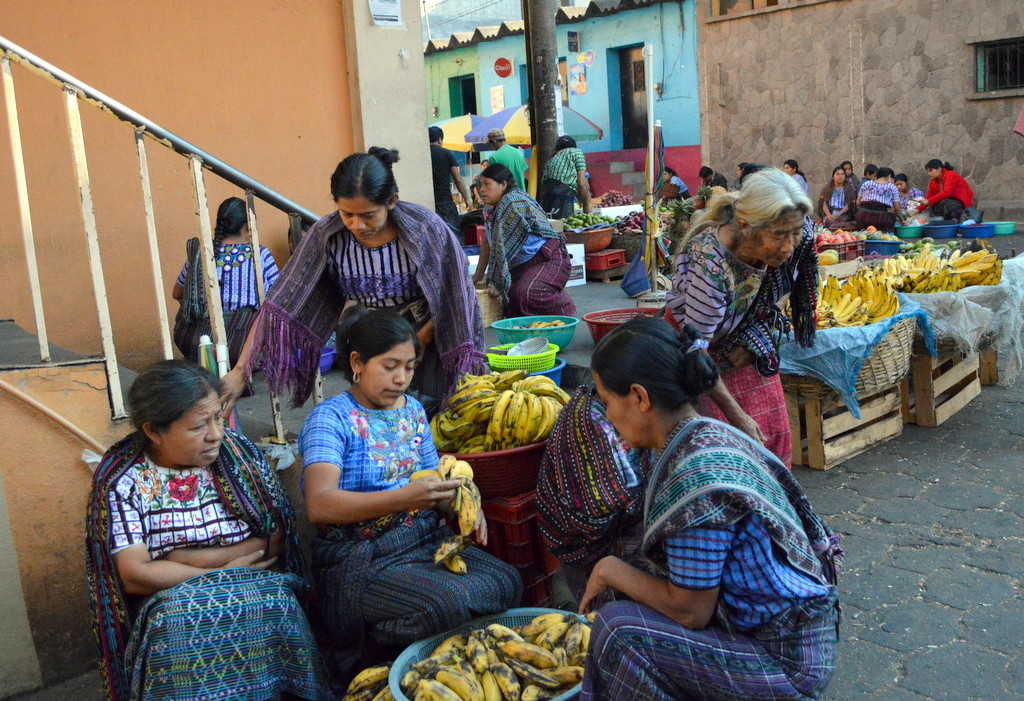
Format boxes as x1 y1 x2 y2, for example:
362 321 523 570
494 58 513 78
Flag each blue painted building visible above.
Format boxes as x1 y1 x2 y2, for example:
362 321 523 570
424 1 703 198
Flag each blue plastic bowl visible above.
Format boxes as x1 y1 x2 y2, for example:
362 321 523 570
318 347 336 374
922 223 960 239
961 223 995 238
864 240 901 256
529 357 566 386
491 315 579 351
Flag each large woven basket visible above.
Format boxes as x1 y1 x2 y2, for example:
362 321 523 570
783 316 916 398
475 284 503 328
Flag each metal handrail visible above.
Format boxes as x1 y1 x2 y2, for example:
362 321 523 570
0 34 319 227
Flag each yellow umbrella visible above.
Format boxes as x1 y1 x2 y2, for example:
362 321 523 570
429 114 484 152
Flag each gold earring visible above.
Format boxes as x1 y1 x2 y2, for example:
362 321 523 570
353 372 361 384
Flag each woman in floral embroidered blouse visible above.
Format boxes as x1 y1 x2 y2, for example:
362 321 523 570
299 308 520 681
86 361 328 701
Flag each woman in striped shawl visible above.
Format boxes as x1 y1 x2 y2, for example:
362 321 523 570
86 361 328 700
474 163 576 318
580 316 842 700
665 167 818 468
220 148 486 411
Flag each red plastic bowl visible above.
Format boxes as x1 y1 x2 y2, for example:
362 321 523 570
444 441 547 499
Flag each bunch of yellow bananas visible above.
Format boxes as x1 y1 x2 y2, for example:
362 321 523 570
342 662 393 701
411 455 481 575
838 269 900 324
512 320 566 329
874 244 1002 293
816 275 869 328
400 611 596 701
431 371 570 454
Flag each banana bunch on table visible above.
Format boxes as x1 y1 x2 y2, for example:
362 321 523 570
430 371 570 454
411 455 481 575
835 269 900 324
400 611 596 701
816 275 869 328
876 244 1002 293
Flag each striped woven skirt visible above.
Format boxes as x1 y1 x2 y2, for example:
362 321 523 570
699 365 792 469
124 568 329 700
508 239 577 318
311 511 522 680
581 592 839 700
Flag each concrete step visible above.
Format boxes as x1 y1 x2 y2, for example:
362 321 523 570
608 161 638 174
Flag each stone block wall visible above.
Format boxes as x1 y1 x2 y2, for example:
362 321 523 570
697 0 1024 218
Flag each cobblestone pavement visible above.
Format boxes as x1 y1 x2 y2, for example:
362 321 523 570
804 381 1024 700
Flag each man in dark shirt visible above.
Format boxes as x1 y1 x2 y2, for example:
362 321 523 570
698 165 729 189
429 126 470 234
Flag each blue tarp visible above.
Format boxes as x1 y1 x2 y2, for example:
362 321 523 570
779 294 936 418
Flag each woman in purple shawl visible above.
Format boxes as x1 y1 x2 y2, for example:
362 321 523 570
221 148 486 410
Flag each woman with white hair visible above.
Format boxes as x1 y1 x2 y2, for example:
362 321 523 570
665 168 818 468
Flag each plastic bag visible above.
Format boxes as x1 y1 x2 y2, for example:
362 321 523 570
82 449 102 473
262 441 298 471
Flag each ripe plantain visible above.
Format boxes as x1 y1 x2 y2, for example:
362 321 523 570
415 679 462 701
521 613 567 637
498 640 559 669
490 662 522 701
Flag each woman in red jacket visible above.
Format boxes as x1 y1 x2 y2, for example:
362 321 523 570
911 159 975 222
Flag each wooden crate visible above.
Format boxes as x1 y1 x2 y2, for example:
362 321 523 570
980 348 998 386
900 350 981 427
586 263 629 283
786 386 903 471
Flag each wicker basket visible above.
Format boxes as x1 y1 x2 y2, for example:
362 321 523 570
582 307 663 344
475 284 503 328
783 316 916 398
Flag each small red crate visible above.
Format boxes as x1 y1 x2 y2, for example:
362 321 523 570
523 573 554 607
817 239 864 261
462 223 485 246
481 491 536 544
584 248 627 271
540 547 560 576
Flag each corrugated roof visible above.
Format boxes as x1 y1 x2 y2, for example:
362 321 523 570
424 0 675 54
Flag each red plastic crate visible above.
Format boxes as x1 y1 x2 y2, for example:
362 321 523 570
523 573 554 607
584 248 627 271
481 491 536 544
462 223 485 246
817 239 864 261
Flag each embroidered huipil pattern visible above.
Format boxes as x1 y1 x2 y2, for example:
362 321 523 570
108 459 251 558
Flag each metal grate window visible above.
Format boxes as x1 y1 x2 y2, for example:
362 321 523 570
976 38 1024 92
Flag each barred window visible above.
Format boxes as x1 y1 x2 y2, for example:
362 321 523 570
976 38 1024 92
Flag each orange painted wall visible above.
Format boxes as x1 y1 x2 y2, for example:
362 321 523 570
0 2 354 370
0 365 128 684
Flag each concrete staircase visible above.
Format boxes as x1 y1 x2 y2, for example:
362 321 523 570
587 159 646 202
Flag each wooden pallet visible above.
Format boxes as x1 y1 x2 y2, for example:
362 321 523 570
786 385 903 471
900 350 981 426
586 263 629 283
980 348 998 386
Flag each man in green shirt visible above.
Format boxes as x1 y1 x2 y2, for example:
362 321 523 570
485 128 528 191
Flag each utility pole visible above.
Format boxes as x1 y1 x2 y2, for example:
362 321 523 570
522 0 559 179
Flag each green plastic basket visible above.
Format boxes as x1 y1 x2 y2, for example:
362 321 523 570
895 224 924 238
486 343 559 372
491 316 579 350
389 607 587 701
988 221 1016 235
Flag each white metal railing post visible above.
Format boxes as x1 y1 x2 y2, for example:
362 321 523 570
134 130 172 359
63 86 126 418
2 57 50 362
188 156 229 354
244 191 285 441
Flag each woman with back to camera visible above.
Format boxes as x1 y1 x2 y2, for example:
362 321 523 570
172 196 280 366
299 308 520 679
86 360 328 701
537 135 592 219
579 315 842 701
664 168 818 468
219 148 486 413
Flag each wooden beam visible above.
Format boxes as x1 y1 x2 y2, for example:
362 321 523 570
64 87 125 419
134 130 172 359
2 57 49 362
